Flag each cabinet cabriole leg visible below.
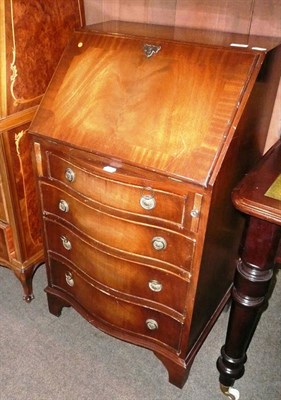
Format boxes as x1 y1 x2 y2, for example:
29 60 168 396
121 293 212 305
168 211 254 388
13 262 42 302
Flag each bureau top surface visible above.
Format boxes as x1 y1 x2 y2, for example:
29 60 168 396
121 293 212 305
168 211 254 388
30 25 265 186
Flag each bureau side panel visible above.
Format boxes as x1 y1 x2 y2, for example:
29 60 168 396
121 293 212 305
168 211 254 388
188 44 281 350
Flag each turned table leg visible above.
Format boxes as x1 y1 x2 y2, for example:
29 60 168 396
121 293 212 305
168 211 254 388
217 218 281 397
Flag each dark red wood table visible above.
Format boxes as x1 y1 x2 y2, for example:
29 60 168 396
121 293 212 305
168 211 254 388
217 140 281 399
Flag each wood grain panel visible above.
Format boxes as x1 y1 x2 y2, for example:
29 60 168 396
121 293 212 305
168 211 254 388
99 0 120 22
250 0 281 37
175 0 254 33
83 0 281 154
0 223 10 261
118 0 149 23
117 0 177 25
3 124 42 260
84 0 177 25
0 180 8 222
5 0 84 115
48 257 183 351
265 77 281 151
47 152 190 227
146 0 177 25
30 31 260 185
0 0 85 301
40 182 195 271
45 218 190 315
84 1 281 37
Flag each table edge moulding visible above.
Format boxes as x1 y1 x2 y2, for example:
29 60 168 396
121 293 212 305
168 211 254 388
29 21 281 390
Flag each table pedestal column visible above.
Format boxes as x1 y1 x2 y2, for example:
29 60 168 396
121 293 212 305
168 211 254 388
217 217 281 397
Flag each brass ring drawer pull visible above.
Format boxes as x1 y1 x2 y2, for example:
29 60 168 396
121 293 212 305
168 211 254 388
152 236 167 251
65 271 74 287
60 235 72 250
58 199 69 213
190 209 200 218
65 167 75 182
148 280 163 292
140 194 156 210
146 319 159 330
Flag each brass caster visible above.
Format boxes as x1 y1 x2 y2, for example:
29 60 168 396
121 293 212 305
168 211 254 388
220 384 240 400
23 294 35 303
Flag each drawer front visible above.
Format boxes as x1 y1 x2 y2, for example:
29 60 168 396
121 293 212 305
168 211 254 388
47 152 192 226
45 218 189 314
41 183 195 271
49 257 183 351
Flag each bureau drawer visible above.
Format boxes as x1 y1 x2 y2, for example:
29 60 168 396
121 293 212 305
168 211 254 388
41 183 195 271
49 257 183 351
45 218 190 315
47 152 193 227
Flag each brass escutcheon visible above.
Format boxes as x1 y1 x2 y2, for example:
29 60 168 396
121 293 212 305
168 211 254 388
144 44 161 58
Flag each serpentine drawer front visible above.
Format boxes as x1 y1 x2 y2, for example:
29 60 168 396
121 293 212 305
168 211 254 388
30 22 281 389
47 152 194 227
40 182 195 269
45 218 190 314
49 257 183 351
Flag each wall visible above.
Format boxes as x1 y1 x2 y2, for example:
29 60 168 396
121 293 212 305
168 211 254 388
83 0 281 150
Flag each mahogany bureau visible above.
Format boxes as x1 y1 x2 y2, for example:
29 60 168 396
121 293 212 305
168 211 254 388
30 22 281 387
0 0 84 301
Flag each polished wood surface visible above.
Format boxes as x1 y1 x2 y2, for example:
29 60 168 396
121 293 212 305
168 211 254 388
232 140 281 224
88 20 281 49
84 1 281 152
46 150 196 226
30 23 281 387
1 0 85 116
40 182 195 267
45 218 190 315
84 0 281 37
30 28 265 185
50 256 183 350
217 140 281 394
0 0 85 300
